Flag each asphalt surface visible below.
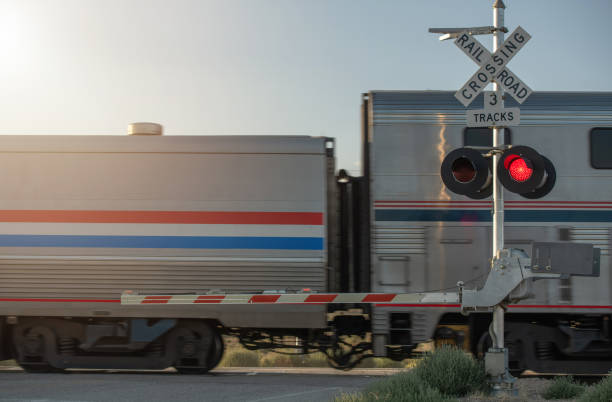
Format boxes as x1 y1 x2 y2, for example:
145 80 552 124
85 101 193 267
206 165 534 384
0 368 390 402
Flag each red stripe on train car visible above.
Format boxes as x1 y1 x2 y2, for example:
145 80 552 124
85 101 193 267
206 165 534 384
505 201 612 204
508 305 612 309
305 294 337 303
375 200 612 205
249 295 281 303
0 210 323 225
374 201 491 204
142 296 172 304
194 295 226 303
375 205 489 209
504 206 612 209
375 205 612 209
363 294 396 303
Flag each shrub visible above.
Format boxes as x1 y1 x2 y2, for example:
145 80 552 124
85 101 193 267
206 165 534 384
333 371 453 402
219 349 260 367
413 345 488 397
579 375 612 402
541 376 584 400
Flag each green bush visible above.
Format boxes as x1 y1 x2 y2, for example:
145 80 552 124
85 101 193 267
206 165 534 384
579 375 612 402
413 345 488 397
219 349 260 367
541 376 584 400
333 371 454 402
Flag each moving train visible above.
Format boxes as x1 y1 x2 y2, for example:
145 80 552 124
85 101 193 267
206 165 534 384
0 91 610 374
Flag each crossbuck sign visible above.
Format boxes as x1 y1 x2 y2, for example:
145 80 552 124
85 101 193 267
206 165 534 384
455 26 532 107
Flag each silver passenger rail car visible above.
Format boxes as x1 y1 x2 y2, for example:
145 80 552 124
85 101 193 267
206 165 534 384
363 91 612 374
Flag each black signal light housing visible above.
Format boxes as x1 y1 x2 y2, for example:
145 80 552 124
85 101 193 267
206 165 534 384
440 147 492 199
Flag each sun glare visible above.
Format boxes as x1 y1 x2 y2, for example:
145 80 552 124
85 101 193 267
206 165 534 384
0 3 39 76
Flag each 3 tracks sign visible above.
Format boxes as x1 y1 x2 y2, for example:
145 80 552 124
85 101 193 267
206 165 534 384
466 91 520 127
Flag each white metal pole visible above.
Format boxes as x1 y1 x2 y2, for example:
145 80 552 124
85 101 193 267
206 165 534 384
492 0 505 350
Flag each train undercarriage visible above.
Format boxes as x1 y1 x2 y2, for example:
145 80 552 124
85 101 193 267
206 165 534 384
3 311 374 373
437 313 612 375
9 318 224 373
2 311 612 374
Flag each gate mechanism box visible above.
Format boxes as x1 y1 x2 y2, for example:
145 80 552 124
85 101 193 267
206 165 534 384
530 242 600 277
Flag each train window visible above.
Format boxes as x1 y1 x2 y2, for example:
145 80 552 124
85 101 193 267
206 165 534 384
590 128 612 169
464 128 511 148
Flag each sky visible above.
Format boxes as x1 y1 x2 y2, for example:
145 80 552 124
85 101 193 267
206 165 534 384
0 0 610 174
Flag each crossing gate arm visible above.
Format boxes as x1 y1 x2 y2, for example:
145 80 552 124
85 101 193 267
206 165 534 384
121 244 599 313
120 291 460 306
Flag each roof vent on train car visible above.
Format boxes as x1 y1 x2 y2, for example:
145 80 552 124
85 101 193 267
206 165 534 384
128 122 163 136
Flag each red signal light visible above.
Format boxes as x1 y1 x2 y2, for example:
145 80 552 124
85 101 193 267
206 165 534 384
497 146 556 198
505 155 533 182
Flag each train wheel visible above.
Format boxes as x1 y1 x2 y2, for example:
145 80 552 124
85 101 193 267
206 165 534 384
13 325 63 373
168 321 218 374
207 331 224 371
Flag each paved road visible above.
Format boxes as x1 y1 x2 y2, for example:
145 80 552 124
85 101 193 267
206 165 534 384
0 369 389 402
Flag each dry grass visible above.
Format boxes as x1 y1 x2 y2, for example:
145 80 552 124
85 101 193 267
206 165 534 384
218 336 414 368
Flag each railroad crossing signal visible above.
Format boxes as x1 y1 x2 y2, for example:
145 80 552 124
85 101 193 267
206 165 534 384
454 26 533 107
432 2 541 395
440 145 556 199
438 23 553 200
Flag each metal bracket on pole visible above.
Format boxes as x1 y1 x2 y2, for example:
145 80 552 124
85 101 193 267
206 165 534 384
458 244 597 314
428 26 507 41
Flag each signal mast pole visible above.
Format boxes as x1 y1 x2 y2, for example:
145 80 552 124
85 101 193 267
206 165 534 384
489 1 516 395
491 0 505 353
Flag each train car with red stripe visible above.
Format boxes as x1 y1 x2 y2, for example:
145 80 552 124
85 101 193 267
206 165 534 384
363 91 612 374
0 131 340 372
0 92 611 375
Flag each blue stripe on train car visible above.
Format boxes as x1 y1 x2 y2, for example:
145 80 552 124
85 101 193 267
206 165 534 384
0 235 324 250
375 209 612 222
